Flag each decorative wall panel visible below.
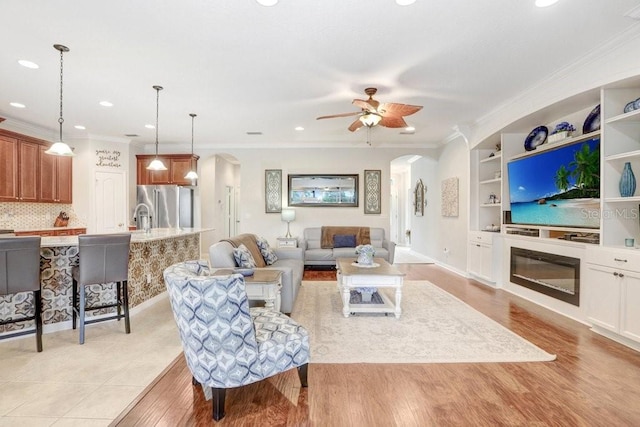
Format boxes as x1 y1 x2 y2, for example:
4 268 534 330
364 170 381 214
441 177 459 217
265 169 282 213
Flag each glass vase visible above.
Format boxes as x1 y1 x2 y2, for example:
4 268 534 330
619 162 636 197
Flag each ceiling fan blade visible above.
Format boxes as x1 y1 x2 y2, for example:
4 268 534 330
379 115 408 128
352 99 377 111
378 102 423 117
348 119 364 132
316 111 361 120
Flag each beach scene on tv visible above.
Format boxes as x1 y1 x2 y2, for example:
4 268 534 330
507 138 600 229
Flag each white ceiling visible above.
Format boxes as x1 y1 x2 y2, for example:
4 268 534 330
1 0 639 150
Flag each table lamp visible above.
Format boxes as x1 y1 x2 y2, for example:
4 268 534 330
281 209 296 238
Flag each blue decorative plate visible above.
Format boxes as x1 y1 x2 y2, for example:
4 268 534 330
234 268 255 277
524 126 548 151
582 104 600 134
624 101 636 113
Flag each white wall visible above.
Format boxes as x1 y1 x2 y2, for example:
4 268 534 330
190 147 437 247
409 156 438 258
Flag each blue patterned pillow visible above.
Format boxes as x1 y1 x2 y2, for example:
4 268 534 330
333 234 356 248
233 243 257 268
256 236 278 265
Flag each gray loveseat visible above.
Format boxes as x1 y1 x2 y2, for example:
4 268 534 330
302 226 395 266
208 233 303 314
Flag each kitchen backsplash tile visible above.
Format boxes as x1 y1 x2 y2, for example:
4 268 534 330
0 202 84 230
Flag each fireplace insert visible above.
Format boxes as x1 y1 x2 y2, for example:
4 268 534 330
510 247 580 306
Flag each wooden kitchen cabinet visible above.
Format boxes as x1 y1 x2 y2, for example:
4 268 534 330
39 145 73 203
0 134 38 202
0 129 72 203
136 154 199 185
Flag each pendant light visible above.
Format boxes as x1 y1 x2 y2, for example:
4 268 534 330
147 85 167 171
45 44 74 156
184 113 198 180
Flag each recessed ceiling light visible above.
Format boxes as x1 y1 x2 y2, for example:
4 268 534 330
295 126 304 131
10 102 26 108
396 0 416 5
74 125 86 130
18 60 39 69
535 0 559 7
405 126 415 132
145 124 155 129
256 0 278 5
99 101 113 107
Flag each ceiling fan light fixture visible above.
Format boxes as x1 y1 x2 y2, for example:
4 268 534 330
46 44 75 157
396 0 416 5
256 0 278 6
147 85 167 171
359 112 382 127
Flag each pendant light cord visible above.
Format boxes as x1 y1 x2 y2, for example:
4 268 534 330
155 87 160 156
58 47 64 142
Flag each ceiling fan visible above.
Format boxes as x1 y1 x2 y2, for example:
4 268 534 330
316 87 423 132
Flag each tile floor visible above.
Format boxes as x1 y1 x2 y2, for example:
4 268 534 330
0 296 182 426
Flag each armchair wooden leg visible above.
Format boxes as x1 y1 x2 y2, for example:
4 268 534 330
34 289 43 353
211 387 226 421
192 376 199 386
297 363 308 387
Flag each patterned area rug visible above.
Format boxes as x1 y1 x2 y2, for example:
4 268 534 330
291 281 556 364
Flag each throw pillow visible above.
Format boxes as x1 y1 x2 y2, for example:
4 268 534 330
255 236 278 265
333 234 356 248
233 243 257 268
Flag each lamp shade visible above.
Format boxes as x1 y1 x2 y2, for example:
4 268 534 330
147 158 167 171
281 209 296 222
45 141 74 156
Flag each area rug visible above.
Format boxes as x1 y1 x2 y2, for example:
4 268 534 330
291 281 556 364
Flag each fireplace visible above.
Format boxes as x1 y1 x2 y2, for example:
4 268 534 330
510 247 580 306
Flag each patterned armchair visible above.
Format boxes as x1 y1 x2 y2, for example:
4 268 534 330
163 261 310 421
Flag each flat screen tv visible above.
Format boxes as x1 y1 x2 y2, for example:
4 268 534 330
507 137 600 229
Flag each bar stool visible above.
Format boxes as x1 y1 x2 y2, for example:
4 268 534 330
72 233 131 344
0 236 43 352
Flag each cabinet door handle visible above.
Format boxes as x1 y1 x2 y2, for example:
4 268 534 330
614 272 619 277
614 258 628 263
619 273 625 278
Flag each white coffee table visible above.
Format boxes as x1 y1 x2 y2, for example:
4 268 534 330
336 258 405 318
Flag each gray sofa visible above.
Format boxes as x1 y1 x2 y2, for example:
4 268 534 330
208 234 303 314
302 227 395 266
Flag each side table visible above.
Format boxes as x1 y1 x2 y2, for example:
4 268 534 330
277 237 298 248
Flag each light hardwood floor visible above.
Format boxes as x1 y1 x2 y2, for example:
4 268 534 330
113 264 640 426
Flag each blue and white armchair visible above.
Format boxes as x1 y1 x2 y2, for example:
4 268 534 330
163 261 310 421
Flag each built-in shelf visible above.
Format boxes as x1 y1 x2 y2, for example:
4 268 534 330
605 108 640 125
509 130 601 161
480 152 501 163
480 178 501 185
480 203 502 207
604 196 640 203
605 149 640 162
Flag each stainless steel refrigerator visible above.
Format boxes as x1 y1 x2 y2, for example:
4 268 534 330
135 185 194 229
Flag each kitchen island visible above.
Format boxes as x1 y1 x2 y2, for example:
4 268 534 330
1 228 208 333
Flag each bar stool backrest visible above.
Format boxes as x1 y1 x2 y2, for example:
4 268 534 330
0 237 41 296
78 234 131 285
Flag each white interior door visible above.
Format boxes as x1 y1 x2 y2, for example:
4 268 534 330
94 171 126 233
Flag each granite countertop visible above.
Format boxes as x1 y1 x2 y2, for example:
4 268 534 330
40 228 212 247
14 225 87 232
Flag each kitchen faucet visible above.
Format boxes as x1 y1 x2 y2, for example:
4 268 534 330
133 203 151 232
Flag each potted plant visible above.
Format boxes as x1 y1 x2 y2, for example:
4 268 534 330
548 122 576 143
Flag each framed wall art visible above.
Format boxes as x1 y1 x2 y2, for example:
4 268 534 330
288 174 358 207
265 169 282 213
413 179 426 216
364 169 381 214
441 177 459 217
